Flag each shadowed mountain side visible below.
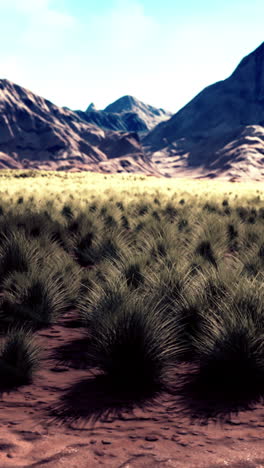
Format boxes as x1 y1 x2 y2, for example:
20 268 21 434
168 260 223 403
149 125 264 180
0 80 158 174
143 42 264 180
75 95 172 135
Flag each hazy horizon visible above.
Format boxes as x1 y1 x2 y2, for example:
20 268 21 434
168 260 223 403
0 0 263 113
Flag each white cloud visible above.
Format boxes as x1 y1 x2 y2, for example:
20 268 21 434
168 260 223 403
0 0 73 19
0 1 77 103
0 0 76 49
2 0 51 12
89 0 159 51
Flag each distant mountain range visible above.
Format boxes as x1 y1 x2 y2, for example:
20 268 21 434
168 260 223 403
74 95 172 134
0 42 263 179
0 80 157 173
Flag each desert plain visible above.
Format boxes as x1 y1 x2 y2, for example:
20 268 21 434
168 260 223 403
0 171 263 467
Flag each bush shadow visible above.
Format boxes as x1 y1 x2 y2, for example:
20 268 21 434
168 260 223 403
48 372 161 426
169 363 264 423
51 335 93 370
0 371 32 396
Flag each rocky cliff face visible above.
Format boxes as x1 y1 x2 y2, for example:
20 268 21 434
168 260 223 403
0 80 157 173
75 95 172 135
143 42 264 179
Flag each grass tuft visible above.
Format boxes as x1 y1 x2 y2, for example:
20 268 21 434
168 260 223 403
85 297 185 394
0 327 41 390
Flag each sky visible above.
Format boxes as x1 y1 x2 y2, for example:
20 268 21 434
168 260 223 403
0 0 263 113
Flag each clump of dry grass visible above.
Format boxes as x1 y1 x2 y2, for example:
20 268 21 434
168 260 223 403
83 294 185 394
0 327 41 390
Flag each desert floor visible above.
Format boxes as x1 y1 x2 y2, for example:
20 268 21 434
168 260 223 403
0 310 263 468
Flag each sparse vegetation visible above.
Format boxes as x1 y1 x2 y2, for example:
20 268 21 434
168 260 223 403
0 169 264 414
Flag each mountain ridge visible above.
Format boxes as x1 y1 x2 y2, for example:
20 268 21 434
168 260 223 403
0 42 264 179
0 79 157 174
143 41 264 179
75 94 172 135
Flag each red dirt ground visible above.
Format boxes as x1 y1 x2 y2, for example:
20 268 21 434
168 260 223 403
0 311 264 468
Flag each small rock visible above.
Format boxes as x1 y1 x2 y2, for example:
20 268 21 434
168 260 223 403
145 435 158 442
101 440 111 445
94 450 105 457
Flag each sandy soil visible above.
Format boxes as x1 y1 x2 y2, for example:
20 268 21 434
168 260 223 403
0 311 264 468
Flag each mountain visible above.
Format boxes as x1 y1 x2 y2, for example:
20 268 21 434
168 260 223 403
75 95 172 135
143 42 264 180
0 80 157 174
1 43 264 178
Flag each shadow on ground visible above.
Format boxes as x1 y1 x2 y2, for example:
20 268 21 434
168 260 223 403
47 373 161 425
51 335 93 370
168 363 264 423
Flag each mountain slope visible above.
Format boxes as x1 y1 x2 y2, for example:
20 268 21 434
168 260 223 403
75 95 172 135
0 80 157 174
143 42 264 179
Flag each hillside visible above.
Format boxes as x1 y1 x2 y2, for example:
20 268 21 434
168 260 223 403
0 80 157 174
1 43 264 179
143 42 264 180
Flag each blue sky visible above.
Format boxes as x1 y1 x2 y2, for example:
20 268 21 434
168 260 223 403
0 0 263 112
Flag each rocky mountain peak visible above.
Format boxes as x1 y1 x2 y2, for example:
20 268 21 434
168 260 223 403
86 102 97 112
104 95 139 113
74 95 172 135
